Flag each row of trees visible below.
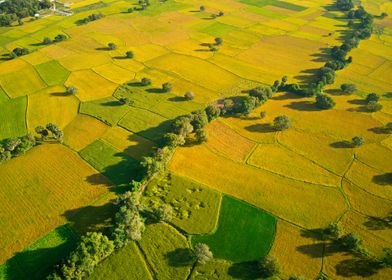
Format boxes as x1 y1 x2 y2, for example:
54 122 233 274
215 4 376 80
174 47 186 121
10 47 30 59
78 13 104 25
43 34 68 45
35 123 64 143
0 0 52 26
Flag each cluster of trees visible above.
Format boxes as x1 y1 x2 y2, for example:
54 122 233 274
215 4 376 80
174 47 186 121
0 134 36 164
43 34 68 45
66 85 78 95
211 10 224 18
0 0 52 26
10 47 30 59
365 93 383 112
111 191 145 249
35 123 64 143
316 94 336 109
79 13 104 24
336 0 353 11
47 232 114 280
107 42 117 50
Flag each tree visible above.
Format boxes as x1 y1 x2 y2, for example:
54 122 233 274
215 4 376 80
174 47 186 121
239 96 257 115
352 136 364 147
281 75 288 86
43 37 52 45
249 86 273 104
386 122 392 133
316 94 335 109
66 85 77 95
154 204 173 222
336 0 353 11
162 82 172 93
214 37 223 45
223 99 234 114
382 248 392 267
191 110 209 130
205 105 220 122
195 129 208 143
119 97 133 105
218 11 224 17
199 6 205 12
258 256 280 277
172 115 194 137
46 123 63 143
141 77 151 86
194 243 213 264
366 93 380 103
162 133 185 148
54 34 67 42
184 91 195 100
35 125 49 140
366 101 382 112
48 232 114 279
273 115 291 131
11 47 29 57
260 111 267 119
209 45 218 52
323 223 342 239
125 51 134 58
338 233 362 250
108 42 117 50
340 83 356 94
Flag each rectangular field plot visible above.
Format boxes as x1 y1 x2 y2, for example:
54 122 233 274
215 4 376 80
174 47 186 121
191 195 276 263
35 60 70 86
0 225 79 280
79 139 143 186
0 95 27 140
89 242 152 280
0 144 109 264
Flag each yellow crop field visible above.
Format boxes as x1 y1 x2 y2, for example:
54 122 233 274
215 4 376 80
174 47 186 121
269 220 322 279
65 70 118 101
169 145 347 228
63 114 110 151
248 144 340 186
342 180 392 218
206 120 256 162
27 86 79 130
346 160 392 200
0 144 109 264
0 65 47 98
356 143 392 172
58 53 112 71
93 63 135 84
147 53 242 92
130 43 170 62
100 126 156 160
40 44 76 60
0 58 28 75
21 51 52 65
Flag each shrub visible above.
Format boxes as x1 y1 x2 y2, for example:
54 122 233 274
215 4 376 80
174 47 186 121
125 51 134 58
205 105 221 121
108 42 117 50
316 94 336 109
366 93 379 103
191 110 209 130
260 111 266 119
66 85 77 95
336 0 354 11
258 256 280 277
366 101 382 112
43 37 52 45
141 77 151 86
162 82 172 93
184 91 195 100
323 223 342 239
338 233 363 250
195 129 208 143
340 83 356 94
214 37 223 45
352 136 364 147
54 34 67 42
199 5 205 11
273 115 291 131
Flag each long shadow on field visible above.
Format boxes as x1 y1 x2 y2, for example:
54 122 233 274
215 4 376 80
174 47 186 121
245 123 275 133
164 248 194 267
284 100 323 111
330 140 353 149
372 173 392 186
363 211 392 231
228 261 262 279
2 228 78 280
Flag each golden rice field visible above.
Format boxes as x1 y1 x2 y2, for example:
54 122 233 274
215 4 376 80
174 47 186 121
0 0 391 278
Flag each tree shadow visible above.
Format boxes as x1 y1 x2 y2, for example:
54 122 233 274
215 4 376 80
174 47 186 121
296 243 326 258
146 88 164 94
271 92 302 100
128 81 145 87
101 100 124 106
284 101 322 111
372 173 392 186
330 141 353 149
95 47 111 51
228 261 262 279
50 92 69 97
30 42 46 47
112 56 128 60
368 127 390 134
363 212 392 231
168 96 186 102
348 99 366 105
324 89 345 96
164 248 194 267
335 257 383 277
2 225 78 280
245 123 276 133
383 92 392 98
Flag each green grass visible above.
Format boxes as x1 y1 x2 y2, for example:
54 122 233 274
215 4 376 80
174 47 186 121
245 6 288 19
144 173 221 234
200 22 240 37
79 139 143 186
80 96 131 126
271 1 307 11
35 60 70 86
0 224 78 280
89 242 152 280
0 87 9 103
118 106 171 142
0 96 27 140
139 0 190 17
191 196 276 263
139 223 193 280
239 0 277 8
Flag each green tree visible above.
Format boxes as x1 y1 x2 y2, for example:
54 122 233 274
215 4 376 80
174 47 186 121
214 37 223 45
184 91 195 100
205 105 221 122
382 248 392 267
195 129 208 143
191 110 209 130
4 138 21 152
66 85 77 95
366 101 382 112
316 94 336 109
194 243 213 264
273 115 291 131
338 233 363 250
172 115 194 137
154 204 173 222
258 256 280 277
35 125 49 140
249 86 273 104
366 93 380 103
162 82 172 93
108 42 117 50
239 96 257 115
54 34 67 42
43 37 52 45
162 133 185 148
323 223 342 239
199 5 205 12
141 77 151 86
340 83 356 94
125 51 134 58
352 136 364 147
260 111 266 119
